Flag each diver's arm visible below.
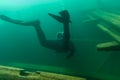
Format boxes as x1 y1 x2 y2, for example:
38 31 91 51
0 15 36 26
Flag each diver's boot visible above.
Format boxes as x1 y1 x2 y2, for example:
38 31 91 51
59 10 71 23
48 10 71 23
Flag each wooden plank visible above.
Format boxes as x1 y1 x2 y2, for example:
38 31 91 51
92 10 120 30
8 62 72 74
97 41 120 51
97 23 120 42
96 23 120 51
0 65 86 80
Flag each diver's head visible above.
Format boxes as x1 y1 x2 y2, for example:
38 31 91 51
56 32 64 40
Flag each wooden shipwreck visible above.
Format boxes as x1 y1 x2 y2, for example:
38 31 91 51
0 65 86 80
84 9 120 51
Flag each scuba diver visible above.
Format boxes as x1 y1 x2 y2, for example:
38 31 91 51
0 10 75 58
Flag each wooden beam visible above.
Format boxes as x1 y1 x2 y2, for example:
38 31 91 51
92 10 120 30
0 65 86 80
97 41 120 51
97 23 120 42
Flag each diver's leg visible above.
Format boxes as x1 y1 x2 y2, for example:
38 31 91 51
59 10 75 58
48 10 70 48
48 10 70 42
48 10 75 57
31 20 49 47
0 15 48 47
59 10 71 49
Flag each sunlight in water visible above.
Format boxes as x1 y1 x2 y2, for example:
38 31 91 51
0 0 59 9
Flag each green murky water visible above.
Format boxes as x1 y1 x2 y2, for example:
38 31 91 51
0 0 120 80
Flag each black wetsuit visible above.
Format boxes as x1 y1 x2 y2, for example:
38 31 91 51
0 10 75 58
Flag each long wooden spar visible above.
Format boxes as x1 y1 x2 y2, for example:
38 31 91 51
85 10 120 51
0 65 86 80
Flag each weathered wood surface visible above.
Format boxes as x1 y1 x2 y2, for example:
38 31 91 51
84 9 120 51
0 65 86 80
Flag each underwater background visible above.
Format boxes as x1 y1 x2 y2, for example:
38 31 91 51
0 0 120 79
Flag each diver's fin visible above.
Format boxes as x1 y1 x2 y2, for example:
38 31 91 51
48 13 63 23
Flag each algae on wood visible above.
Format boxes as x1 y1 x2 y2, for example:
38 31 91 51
0 65 86 80
84 9 120 51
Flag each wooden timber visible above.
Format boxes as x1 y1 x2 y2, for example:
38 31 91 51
0 65 86 80
84 9 120 51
